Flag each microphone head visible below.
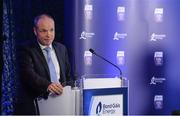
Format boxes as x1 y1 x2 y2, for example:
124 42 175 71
89 48 95 54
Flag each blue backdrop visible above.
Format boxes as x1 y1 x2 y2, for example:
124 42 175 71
2 0 180 115
64 0 180 114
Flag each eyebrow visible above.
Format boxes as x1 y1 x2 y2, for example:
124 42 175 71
38 28 54 32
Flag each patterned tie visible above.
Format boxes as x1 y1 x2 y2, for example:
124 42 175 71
44 47 58 83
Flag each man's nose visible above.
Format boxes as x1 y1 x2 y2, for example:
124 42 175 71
46 31 51 36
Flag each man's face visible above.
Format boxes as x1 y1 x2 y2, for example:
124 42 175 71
34 17 55 46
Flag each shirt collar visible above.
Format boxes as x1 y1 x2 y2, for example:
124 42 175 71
38 42 53 50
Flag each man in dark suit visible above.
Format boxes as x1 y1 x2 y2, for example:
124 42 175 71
15 14 72 114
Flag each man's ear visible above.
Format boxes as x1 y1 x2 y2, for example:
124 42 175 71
33 27 37 36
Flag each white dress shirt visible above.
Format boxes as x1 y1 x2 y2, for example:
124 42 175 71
38 43 60 81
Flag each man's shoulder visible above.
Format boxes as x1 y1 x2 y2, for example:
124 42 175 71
53 41 66 49
17 40 41 56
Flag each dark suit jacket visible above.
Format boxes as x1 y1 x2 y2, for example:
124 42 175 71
14 40 72 114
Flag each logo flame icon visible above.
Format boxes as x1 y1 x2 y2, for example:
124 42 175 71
96 102 102 115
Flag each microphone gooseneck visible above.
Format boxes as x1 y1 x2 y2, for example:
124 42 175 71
89 48 123 79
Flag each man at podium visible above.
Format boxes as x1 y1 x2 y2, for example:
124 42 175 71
15 14 72 115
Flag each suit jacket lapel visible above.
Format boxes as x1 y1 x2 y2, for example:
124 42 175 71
33 42 50 80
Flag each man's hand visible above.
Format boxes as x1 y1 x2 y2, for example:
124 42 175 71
47 82 63 95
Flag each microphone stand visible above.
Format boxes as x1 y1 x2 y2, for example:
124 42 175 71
89 49 123 86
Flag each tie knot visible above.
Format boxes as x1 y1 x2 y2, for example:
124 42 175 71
44 47 51 54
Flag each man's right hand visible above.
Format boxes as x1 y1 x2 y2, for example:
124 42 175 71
47 82 63 95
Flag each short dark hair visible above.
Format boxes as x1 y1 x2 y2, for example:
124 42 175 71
34 14 54 27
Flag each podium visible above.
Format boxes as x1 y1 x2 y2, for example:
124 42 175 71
37 86 80 115
82 74 128 115
37 74 128 115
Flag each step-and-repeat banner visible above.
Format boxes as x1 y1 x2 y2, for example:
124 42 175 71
64 0 180 114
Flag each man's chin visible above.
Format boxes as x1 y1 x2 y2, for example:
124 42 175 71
40 42 51 46
44 41 53 46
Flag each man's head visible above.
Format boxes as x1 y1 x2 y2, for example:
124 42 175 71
33 14 55 46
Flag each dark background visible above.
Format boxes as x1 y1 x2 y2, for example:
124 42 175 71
12 0 64 44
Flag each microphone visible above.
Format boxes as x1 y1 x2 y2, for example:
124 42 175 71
89 48 123 79
89 49 95 54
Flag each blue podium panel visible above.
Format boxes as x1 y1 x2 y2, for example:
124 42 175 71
83 87 128 115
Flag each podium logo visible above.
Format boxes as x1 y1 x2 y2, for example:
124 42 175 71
96 102 102 115
89 95 123 115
